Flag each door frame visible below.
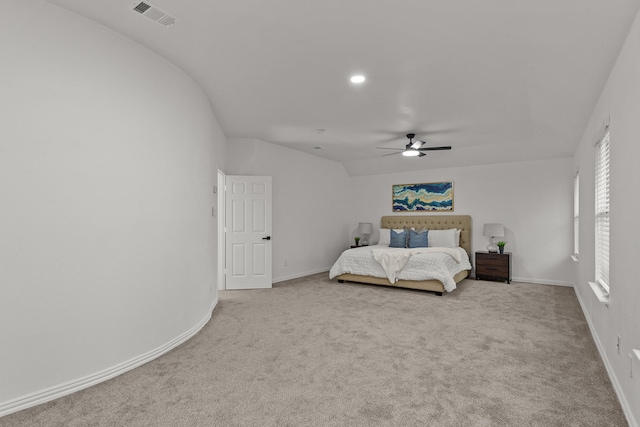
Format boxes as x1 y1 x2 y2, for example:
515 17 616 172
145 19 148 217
217 169 226 291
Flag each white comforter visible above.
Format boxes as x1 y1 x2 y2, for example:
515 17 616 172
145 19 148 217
329 245 471 292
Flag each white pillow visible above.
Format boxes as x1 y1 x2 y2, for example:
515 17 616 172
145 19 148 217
428 228 460 248
378 228 404 246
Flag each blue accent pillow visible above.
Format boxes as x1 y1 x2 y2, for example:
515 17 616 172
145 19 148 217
389 229 407 248
408 229 428 248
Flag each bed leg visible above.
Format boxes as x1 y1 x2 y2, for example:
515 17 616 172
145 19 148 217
435 292 443 296
338 280 344 283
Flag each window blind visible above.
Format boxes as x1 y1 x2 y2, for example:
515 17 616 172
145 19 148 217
595 131 610 292
573 172 579 257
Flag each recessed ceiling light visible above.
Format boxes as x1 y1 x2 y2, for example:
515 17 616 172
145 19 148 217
350 75 365 84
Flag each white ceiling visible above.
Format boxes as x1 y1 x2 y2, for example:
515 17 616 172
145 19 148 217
46 0 640 176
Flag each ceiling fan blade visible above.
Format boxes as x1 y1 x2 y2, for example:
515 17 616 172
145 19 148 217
376 147 403 150
418 152 426 157
417 146 452 151
413 128 458 137
381 152 402 157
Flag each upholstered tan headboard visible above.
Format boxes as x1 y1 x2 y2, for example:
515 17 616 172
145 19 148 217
380 215 472 256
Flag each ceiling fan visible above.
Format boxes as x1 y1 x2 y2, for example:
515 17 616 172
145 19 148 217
377 133 452 157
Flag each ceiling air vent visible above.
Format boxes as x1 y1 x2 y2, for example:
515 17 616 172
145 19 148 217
132 2 178 28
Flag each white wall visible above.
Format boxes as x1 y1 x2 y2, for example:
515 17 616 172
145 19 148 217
573 8 640 426
350 157 574 285
0 1 226 411
227 139 351 282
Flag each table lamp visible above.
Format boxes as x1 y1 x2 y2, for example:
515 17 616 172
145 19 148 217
358 222 373 246
483 223 504 253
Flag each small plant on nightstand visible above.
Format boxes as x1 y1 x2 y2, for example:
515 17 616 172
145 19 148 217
354 237 360 246
497 241 506 254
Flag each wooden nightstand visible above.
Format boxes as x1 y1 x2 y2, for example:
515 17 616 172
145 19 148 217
475 251 511 283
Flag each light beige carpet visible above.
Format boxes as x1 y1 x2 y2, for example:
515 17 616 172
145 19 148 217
0 274 628 426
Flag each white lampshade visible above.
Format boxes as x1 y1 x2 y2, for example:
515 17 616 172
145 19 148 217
358 222 373 234
483 223 504 237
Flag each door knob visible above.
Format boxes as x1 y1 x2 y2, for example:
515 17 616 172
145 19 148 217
262 236 271 240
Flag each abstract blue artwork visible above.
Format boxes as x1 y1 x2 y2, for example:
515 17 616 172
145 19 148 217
392 182 453 212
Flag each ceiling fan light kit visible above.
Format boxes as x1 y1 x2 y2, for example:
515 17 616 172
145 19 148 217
402 149 420 157
377 133 452 158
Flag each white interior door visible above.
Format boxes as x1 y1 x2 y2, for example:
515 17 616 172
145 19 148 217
225 176 272 290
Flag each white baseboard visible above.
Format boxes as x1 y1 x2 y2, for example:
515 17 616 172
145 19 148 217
471 275 574 287
0 298 218 418
573 288 638 427
510 276 574 287
273 267 331 284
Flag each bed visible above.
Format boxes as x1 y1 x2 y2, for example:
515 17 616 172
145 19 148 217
330 215 472 295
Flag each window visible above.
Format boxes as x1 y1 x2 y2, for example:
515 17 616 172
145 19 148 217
573 172 579 259
595 131 610 293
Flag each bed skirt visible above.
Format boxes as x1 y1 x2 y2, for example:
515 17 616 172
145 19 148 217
336 269 469 294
